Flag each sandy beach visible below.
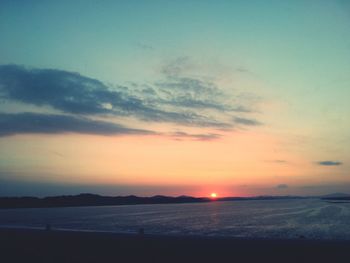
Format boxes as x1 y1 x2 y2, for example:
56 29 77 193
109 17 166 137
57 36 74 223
1 228 350 263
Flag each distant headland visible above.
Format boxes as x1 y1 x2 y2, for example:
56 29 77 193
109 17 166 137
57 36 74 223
1 193 344 209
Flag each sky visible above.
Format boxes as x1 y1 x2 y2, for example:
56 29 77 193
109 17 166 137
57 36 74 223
1 0 350 197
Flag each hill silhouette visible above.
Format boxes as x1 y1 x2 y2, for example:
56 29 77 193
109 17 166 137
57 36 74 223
0 193 209 209
2 192 344 209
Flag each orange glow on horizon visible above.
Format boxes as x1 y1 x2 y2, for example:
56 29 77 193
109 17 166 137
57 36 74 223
210 192 217 198
4 130 310 197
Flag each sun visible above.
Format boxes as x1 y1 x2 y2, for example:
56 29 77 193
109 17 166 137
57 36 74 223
210 192 217 198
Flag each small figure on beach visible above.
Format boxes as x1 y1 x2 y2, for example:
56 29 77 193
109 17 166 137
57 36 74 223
45 224 51 231
138 228 144 235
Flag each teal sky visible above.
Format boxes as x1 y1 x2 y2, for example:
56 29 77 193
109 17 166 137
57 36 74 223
1 0 350 197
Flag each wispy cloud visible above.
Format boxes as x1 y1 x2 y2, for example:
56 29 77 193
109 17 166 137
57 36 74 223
317 161 343 166
233 117 261 126
273 160 287 163
265 160 288 164
136 42 154 50
276 184 288 189
169 131 221 141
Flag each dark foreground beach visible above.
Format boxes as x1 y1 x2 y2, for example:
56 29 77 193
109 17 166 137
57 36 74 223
1 228 350 263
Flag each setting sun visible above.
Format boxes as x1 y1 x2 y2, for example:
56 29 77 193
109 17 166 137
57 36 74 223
210 193 218 198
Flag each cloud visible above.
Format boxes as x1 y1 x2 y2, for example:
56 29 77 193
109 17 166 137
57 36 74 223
169 131 221 141
234 117 261 126
0 112 223 140
154 77 250 113
276 184 288 189
266 160 288 164
0 63 262 137
0 65 239 128
161 56 191 76
317 161 343 166
0 112 154 137
136 42 154 50
0 64 132 115
274 160 287 163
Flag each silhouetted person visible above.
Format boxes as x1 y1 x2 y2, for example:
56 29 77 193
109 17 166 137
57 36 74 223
138 228 144 235
45 224 51 231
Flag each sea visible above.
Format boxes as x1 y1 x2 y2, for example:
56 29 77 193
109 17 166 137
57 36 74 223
1 198 350 240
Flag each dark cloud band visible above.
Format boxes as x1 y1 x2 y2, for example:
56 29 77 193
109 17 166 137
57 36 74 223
0 112 224 141
0 64 147 115
0 64 262 139
0 112 154 137
0 64 259 129
317 161 343 166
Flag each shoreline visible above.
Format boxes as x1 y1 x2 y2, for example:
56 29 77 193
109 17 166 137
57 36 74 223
2 224 350 242
2 225 350 242
0 193 316 209
1 227 350 263
2 225 350 241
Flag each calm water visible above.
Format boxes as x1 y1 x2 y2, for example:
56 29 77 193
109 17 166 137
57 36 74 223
1 199 350 240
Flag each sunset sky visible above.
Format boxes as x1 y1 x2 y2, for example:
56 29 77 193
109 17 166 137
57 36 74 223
1 0 350 197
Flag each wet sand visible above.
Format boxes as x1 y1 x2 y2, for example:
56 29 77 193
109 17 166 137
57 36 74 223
1 228 349 263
